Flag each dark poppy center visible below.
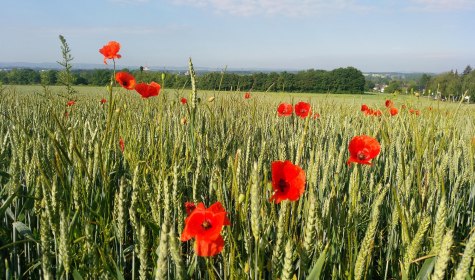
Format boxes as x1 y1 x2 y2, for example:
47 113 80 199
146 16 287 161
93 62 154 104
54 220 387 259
278 179 289 193
201 219 212 230
357 152 368 160
123 81 128 86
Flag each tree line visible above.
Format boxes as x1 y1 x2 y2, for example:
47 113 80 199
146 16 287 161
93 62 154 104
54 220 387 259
0 67 366 93
365 65 474 101
2 65 474 101
425 66 475 101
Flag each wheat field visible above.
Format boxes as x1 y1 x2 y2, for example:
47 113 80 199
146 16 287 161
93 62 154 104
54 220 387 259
0 82 474 279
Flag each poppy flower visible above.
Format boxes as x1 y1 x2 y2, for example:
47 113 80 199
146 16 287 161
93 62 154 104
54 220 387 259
313 112 320 119
361 104 369 112
270 160 306 203
181 97 187 104
409 109 420 115
119 138 125 153
277 103 293 116
181 202 230 257
347 135 381 166
295 102 311 118
67 100 75 107
115 72 136 90
244 92 251 99
99 41 121 64
373 110 382 117
100 98 107 104
181 202 230 242
385 99 393 108
135 82 161 98
389 107 398 116
364 108 374 116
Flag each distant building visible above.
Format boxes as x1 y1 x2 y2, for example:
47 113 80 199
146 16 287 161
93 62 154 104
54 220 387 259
373 84 387 93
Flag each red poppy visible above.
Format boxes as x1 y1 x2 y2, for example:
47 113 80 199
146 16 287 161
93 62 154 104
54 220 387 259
270 160 306 203
99 41 121 64
181 202 230 242
119 138 125 153
373 110 382 117
389 107 398 116
277 103 293 116
115 72 136 90
313 112 320 119
364 108 374 116
361 104 369 112
244 92 251 99
409 109 420 115
181 97 187 104
385 99 393 108
100 98 107 104
67 100 75 107
181 202 230 257
295 101 311 118
347 135 381 166
135 82 161 98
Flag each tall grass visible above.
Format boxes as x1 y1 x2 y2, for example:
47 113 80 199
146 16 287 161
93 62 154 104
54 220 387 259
0 83 474 279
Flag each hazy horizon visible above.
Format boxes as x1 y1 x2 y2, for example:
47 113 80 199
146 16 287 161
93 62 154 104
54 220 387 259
2 0 474 73
0 61 444 75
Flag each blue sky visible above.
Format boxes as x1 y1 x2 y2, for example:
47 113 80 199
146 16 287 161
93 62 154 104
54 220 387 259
1 0 474 72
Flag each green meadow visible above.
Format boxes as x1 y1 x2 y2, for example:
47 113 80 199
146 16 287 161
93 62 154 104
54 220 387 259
0 83 474 279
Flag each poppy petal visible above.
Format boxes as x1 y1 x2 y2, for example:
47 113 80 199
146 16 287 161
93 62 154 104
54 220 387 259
208 202 230 225
194 235 225 257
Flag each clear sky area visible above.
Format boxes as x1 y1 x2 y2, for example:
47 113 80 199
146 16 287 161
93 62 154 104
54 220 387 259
1 0 474 72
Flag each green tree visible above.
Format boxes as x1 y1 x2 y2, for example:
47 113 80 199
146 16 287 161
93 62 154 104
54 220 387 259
406 81 418 94
462 70 475 102
330 67 365 93
364 79 375 92
278 71 296 92
384 80 402 93
418 73 432 91
428 71 461 100
6 69 40 84
40 70 58 85
462 65 472 76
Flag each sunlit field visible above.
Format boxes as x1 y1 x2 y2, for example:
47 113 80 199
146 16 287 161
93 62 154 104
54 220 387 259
1 80 474 279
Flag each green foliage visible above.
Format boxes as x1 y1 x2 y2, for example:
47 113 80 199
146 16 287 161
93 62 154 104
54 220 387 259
384 80 402 93
418 73 432 91
462 70 475 101
2 68 40 84
427 71 461 99
0 67 366 93
40 70 59 86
